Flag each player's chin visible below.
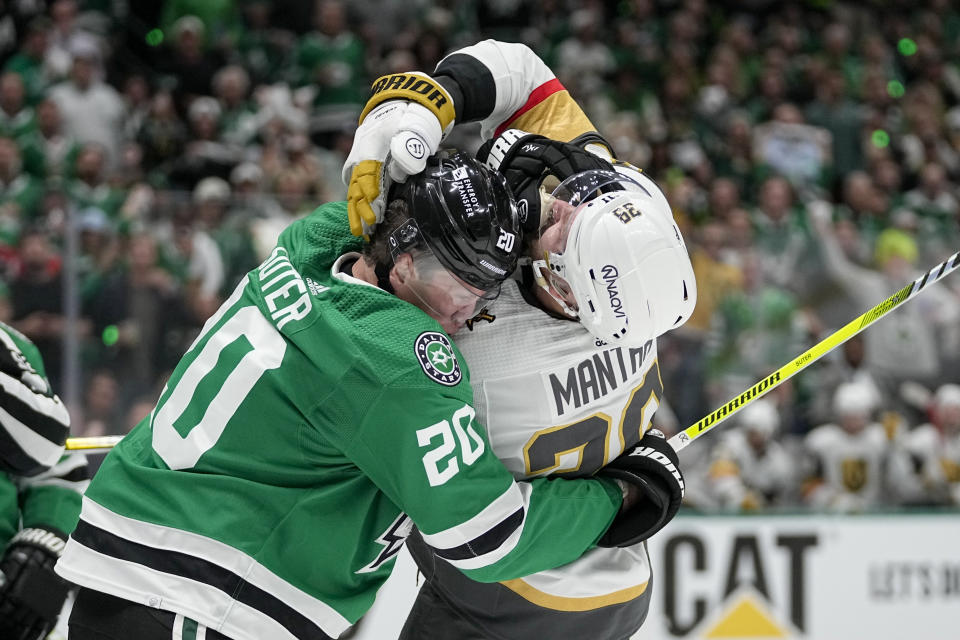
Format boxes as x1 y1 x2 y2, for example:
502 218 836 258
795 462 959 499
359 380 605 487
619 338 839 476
440 318 466 335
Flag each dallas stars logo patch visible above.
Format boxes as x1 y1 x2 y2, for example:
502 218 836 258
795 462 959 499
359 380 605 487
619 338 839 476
415 331 461 386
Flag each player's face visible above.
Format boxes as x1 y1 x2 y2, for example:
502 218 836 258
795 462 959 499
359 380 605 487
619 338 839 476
530 197 580 313
414 269 484 334
396 252 488 335
939 405 960 433
840 412 868 434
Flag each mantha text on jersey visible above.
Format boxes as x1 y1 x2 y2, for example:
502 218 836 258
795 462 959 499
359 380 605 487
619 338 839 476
257 246 312 329
549 340 654 417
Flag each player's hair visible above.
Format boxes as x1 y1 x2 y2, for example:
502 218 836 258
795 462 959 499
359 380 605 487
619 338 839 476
362 197 410 269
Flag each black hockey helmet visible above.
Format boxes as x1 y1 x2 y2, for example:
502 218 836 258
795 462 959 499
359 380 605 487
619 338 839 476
388 150 521 294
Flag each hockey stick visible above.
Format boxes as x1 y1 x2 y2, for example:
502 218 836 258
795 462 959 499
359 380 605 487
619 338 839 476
65 435 124 451
65 251 960 453
668 249 960 453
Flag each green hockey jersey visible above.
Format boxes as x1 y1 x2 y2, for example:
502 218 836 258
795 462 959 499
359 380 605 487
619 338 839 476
56 203 622 640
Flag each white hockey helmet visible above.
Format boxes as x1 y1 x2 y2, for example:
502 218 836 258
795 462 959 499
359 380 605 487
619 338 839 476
532 169 697 345
739 399 779 439
933 383 960 410
832 382 877 418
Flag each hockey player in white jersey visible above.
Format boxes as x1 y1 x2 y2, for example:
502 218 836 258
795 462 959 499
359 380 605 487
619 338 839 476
708 399 796 510
802 381 898 512
900 384 960 505
344 39 697 640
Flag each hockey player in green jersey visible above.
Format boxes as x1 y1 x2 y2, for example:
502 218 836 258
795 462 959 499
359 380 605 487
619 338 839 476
346 40 695 640
0 321 88 640
58 147 660 640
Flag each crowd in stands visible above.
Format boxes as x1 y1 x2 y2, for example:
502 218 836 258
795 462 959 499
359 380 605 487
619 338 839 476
0 0 958 511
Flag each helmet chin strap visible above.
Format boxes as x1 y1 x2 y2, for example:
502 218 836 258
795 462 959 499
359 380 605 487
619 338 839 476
531 252 578 318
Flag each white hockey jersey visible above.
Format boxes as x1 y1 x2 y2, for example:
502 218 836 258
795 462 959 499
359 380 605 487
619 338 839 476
455 280 662 608
901 424 960 505
709 429 796 509
803 423 892 511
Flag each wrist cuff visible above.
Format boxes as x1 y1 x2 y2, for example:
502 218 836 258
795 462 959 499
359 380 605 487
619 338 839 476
360 72 456 131
484 129 533 171
10 527 67 558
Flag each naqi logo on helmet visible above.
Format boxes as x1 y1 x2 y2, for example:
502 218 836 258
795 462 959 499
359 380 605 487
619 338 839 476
601 264 627 318
415 331 462 386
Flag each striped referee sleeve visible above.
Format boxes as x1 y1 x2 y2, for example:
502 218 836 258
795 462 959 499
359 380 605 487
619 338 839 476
0 334 70 476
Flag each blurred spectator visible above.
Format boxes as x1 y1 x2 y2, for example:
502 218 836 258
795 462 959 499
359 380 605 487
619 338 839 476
136 91 187 177
74 205 117 304
710 111 758 195
228 161 288 260
47 39 124 165
753 103 833 200
804 68 866 179
554 8 614 97
66 144 126 218
77 368 122 437
234 0 296 85
45 0 102 80
9 227 67 388
708 399 797 510
169 96 242 187
157 15 225 110
124 395 157 433
811 202 960 394
192 176 255 296
686 222 743 334
295 0 366 131
2 17 50 105
212 64 258 146
160 0 241 52
0 137 42 242
0 71 35 139
707 177 741 222
751 175 818 295
705 250 808 406
87 232 187 400
18 97 81 179
904 162 960 258
120 74 152 143
162 199 226 322
900 383 960 506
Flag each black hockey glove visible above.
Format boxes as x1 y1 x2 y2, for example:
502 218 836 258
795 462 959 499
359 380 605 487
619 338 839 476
478 129 614 235
597 429 684 548
0 527 73 640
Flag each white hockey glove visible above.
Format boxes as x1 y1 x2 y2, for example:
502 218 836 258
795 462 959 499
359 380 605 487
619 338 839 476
597 429 684 547
343 72 456 238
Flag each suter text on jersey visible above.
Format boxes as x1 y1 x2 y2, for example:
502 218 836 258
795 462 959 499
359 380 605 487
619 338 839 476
258 246 312 329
